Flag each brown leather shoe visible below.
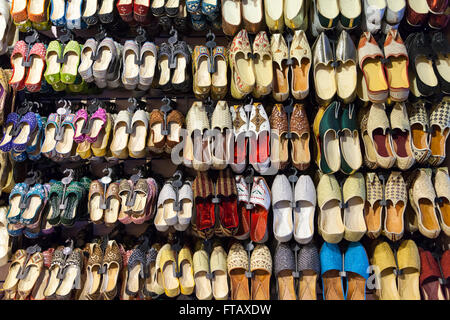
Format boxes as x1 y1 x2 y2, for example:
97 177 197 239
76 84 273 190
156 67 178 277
269 104 289 170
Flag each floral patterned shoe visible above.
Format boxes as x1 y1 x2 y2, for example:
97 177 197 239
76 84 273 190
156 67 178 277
9 40 28 91
24 42 47 92
12 112 38 153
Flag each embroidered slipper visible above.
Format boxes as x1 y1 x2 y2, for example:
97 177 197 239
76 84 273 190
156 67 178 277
248 103 270 174
428 97 450 166
227 242 250 300
174 181 193 231
193 246 212 300
419 247 446 300
215 168 239 237
20 183 46 226
86 107 107 143
91 113 111 157
159 244 180 297
78 38 97 83
192 45 211 99
165 110 185 153
125 246 146 297
298 243 320 300
118 179 133 224
230 105 248 174
130 179 149 223
192 172 215 240
60 40 81 84
274 243 296 300
24 42 46 92
147 109 165 154
88 180 104 224
128 110 149 159
178 246 195 296
60 181 86 227
211 46 228 100
12 111 38 152
339 104 362 174
396 239 421 300
16 251 43 300
138 41 157 91
104 182 120 226
234 175 250 240
210 101 232 170
250 176 271 243
6 182 27 224
73 108 88 143
9 40 28 91
271 33 289 102
250 244 272 300
229 30 255 99
0 112 20 152
44 40 62 85
269 104 289 171
154 183 174 232
110 110 131 159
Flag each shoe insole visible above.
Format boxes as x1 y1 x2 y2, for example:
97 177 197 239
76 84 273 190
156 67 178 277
321 200 344 236
416 56 438 86
346 272 366 300
195 271 212 300
322 270 344 300
4 260 22 290
50 0 65 20
438 198 450 227
12 122 30 145
212 270 228 300
223 0 240 25
89 118 105 141
344 197 366 233
93 47 112 72
18 264 40 294
421 279 446 300
44 266 61 297
12 0 27 15
11 53 26 85
66 0 83 20
21 195 42 221
55 124 75 154
299 270 317 300
196 55 211 88
386 201 405 235
362 59 388 92
236 52 255 87
26 55 44 85
166 0 179 9
315 64 336 101
74 117 86 141
234 136 247 165
373 128 393 158
212 55 227 87
29 0 45 16
285 0 302 20
152 0 164 9
104 197 119 225
362 129 378 163
140 51 156 79
435 54 450 82
398 269 420 300
277 270 296 300
419 198 440 232
252 270 270 300
273 200 293 241
254 53 272 88
83 0 97 16
111 122 129 153
56 265 78 297
323 130 340 172
293 58 310 93
257 131 270 164
32 269 49 300
229 269 249 300
387 56 408 89
62 51 80 78
378 268 400 300
172 54 186 85
158 55 170 86
46 51 60 76
339 0 361 18
364 201 382 234
127 264 141 294
294 201 314 241
167 120 182 147
180 260 194 293
340 129 362 170
411 123 428 150
271 133 288 166
178 199 193 225
129 121 146 156
430 126 448 158
79 47 94 74
242 0 262 23
124 49 139 80
99 0 114 14
132 191 147 214
162 261 179 295
88 265 101 295
90 193 103 222
135 0 149 6
273 61 289 96
250 205 268 242
336 61 356 100
154 206 168 230
145 262 161 294
409 0 429 13
105 262 119 292
7 193 22 223
318 0 339 19
163 199 176 224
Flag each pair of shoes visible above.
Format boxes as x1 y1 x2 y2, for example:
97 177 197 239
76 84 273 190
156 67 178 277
362 0 406 34
117 0 151 23
0 111 42 155
122 41 156 91
227 243 272 300
317 173 366 243
117 178 157 224
406 32 450 97
229 103 271 174
406 0 449 29
419 248 449 300
314 102 362 175
74 108 111 158
192 45 227 100
187 0 220 30
155 180 192 232
50 0 89 28
40 111 77 159
110 109 149 158
320 242 369 300
11 0 50 31
358 31 409 103
312 31 357 104
365 171 407 241
271 174 316 243
147 108 184 155
9 40 46 92
310 0 361 37
88 180 121 225
234 175 271 243
371 239 420 300
269 103 310 171
271 30 311 101
407 98 450 166
3 248 44 300
265 0 308 33
192 242 228 300
359 102 414 170
222 0 263 35
409 167 450 238
191 170 239 239
274 243 319 300
158 41 191 92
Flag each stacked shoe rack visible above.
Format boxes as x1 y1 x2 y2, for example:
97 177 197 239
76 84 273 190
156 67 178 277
0 0 449 301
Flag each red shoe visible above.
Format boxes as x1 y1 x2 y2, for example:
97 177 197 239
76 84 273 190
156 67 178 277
429 10 450 29
117 0 134 22
419 248 446 300
134 0 150 23
9 40 28 91
405 0 429 26
249 177 271 243
427 0 448 13
192 172 215 239
216 168 239 236
441 250 450 299
234 175 251 240
24 42 46 93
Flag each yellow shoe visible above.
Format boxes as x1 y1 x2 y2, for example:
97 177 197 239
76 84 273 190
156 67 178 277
91 114 112 157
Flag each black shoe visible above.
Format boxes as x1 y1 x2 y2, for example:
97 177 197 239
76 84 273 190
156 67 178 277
431 32 450 94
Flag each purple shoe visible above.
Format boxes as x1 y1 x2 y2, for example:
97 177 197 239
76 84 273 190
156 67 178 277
0 112 20 152
73 109 88 143
12 112 38 152
85 108 107 143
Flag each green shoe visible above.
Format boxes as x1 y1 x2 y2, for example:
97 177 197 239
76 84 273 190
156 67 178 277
47 181 64 225
51 81 67 91
60 40 81 85
44 40 63 85
339 105 362 175
313 101 341 174
60 181 86 227
68 74 86 93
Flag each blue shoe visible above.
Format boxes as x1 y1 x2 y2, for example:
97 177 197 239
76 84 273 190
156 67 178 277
191 14 206 31
11 150 27 162
344 242 370 300
186 0 201 13
6 183 28 224
28 116 45 161
50 0 66 26
65 0 87 30
201 0 219 16
320 242 345 300
205 10 219 22
20 184 47 225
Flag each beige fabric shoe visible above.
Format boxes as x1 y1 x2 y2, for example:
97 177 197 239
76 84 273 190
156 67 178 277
434 167 450 236
252 31 273 98
407 101 431 165
342 173 367 242
428 97 450 166
409 168 441 239
383 171 407 242
290 30 311 100
390 102 415 170
317 173 344 244
271 33 289 102
185 101 211 171
211 100 232 170
264 0 284 33
364 172 384 239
